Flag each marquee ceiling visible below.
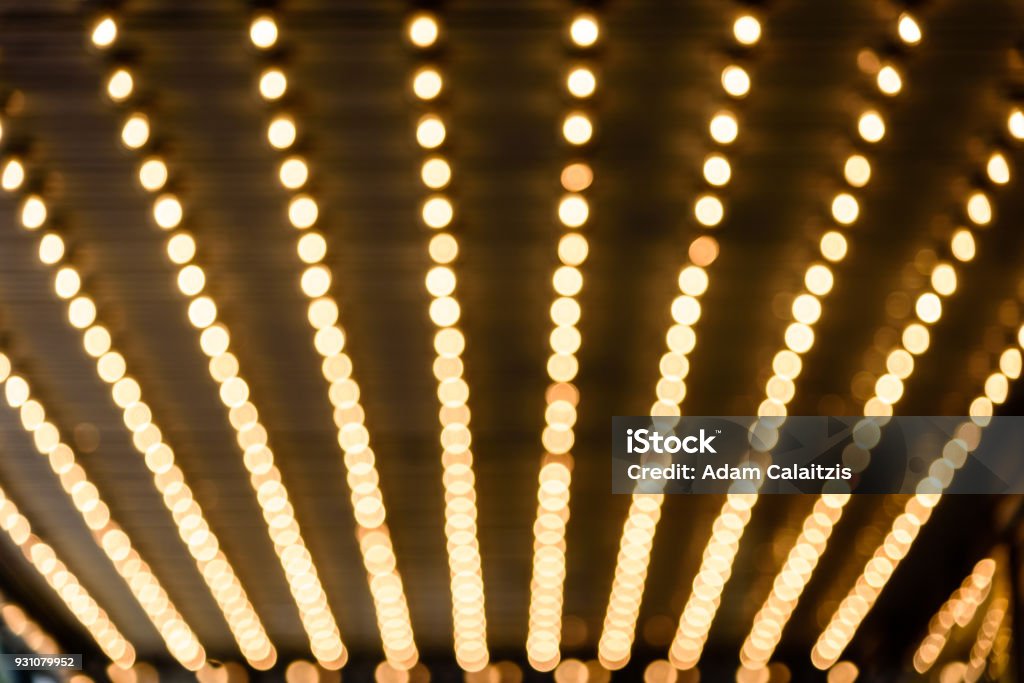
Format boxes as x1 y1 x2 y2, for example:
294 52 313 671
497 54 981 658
0 0 1022 680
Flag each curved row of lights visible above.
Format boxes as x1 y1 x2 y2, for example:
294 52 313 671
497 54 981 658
735 493 850 675
810 319 1024 668
665 9 922 674
407 11 489 671
2 106 276 667
247 12 419 669
964 596 1007 683
757 10 922 423
1 594 65 661
596 9 764 670
1 597 100 683
0 353 205 669
88 12 346 668
0 480 135 667
912 557 996 674
525 9 600 671
734 12 1020 674
665 492 759 671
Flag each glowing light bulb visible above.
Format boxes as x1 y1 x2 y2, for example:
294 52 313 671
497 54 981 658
412 68 443 100
259 68 287 100
733 15 761 45
567 67 597 98
709 112 739 144
121 114 150 149
694 195 724 227
268 116 297 149
91 17 118 48
408 13 440 48
107 69 133 102
857 111 885 143
897 13 922 46
250 16 279 49
721 65 751 98
562 113 593 145
2 159 25 191
876 65 902 95
570 14 599 47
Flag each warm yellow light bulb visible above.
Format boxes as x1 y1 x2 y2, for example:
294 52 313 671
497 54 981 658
857 110 885 143
138 158 168 191
831 193 859 225
267 115 297 149
844 155 871 187
1009 108 1024 140
280 157 309 189
733 15 761 45
408 14 440 48
107 69 133 102
91 17 118 48
986 152 1010 185
567 67 596 98
2 158 25 191
413 68 443 100
20 196 46 230
703 154 731 186
259 68 287 100
876 65 902 95
721 65 751 98
897 13 922 46
562 113 593 145
153 195 183 230
416 115 446 149
421 157 452 189
250 16 279 49
709 112 739 144
121 113 150 149
570 14 599 47
694 194 724 227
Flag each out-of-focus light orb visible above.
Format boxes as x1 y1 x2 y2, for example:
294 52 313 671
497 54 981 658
408 13 440 48
844 155 871 188
91 17 118 48
857 110 885 143
709 112 739 144
733 15 762 45
876 65 902 95
897 13 922 46
570 14 600 47
567 67 597 98
694 195 724 227
703 154 731 186
249 16 279 49
721 65 751 98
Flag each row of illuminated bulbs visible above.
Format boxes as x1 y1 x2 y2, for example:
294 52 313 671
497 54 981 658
102 11 347 670
401 11 492 671
3 10 358 672
806 86 1024 668
6 5 1015 679
526 10 600 673
677 9 993 675
748 111 1021 680
737 24 1016 672
912 557 996 674
596 10 763 671
811 284 1024 666
252 10 419 670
